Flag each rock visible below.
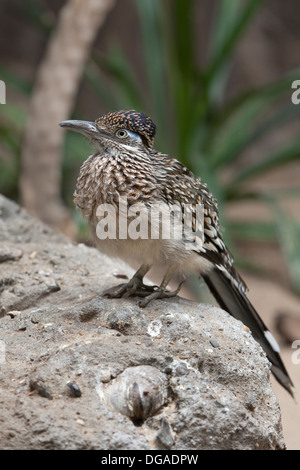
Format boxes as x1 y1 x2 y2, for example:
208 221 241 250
0 195 285 450
98 365 168 425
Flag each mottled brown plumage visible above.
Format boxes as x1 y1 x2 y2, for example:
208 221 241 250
60 110 293 396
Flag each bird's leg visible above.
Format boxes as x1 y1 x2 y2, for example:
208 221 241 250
138 266 184 308
102 264 155 299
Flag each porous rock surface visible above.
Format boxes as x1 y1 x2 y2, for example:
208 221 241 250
0 195 285 449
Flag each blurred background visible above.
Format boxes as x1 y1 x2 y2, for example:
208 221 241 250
0 0 299 448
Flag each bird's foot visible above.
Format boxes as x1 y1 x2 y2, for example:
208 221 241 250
102 277 157 300
138 281 184 308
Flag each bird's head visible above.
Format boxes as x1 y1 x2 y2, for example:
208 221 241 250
59 110 156 153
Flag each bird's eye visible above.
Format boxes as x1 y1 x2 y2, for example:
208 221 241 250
116 129 128 139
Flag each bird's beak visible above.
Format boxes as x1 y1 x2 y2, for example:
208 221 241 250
59 120 100 137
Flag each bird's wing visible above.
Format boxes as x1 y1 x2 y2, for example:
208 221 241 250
153 153 246 287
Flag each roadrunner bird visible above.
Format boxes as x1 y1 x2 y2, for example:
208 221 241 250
60 110 294 396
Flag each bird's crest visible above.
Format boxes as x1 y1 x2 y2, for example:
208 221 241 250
96 110 156 148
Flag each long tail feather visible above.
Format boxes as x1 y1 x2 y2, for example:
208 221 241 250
203 268 294 397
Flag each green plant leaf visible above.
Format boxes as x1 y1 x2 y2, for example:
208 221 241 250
269 199 300 296
207 0 241 104
230 139 300 187
216 68 300 123
207 0 264 84
84 61 119 109
228 220 278 243
1 102 27 129
133 0 168 135
164 0 197 156
209 70 300 167
92 47 144 111
0 67 32 95
213 101 300 168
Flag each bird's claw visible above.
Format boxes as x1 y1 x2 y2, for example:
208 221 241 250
138 281 184 308
102 278 157 299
